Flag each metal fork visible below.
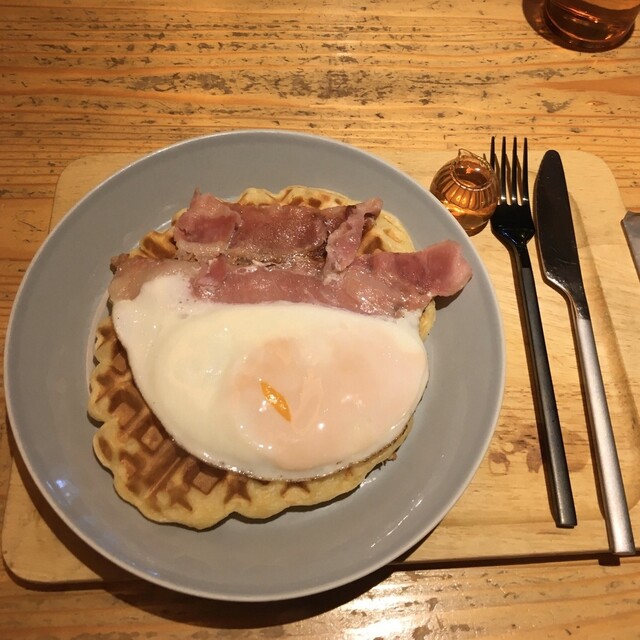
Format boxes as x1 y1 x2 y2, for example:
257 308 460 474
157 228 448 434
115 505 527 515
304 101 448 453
490 136 577 528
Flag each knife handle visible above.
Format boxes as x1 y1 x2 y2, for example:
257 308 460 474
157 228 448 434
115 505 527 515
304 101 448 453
516 249 577 528
571 307 636 555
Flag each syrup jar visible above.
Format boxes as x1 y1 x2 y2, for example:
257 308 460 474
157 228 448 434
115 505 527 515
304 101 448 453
430 149 499 234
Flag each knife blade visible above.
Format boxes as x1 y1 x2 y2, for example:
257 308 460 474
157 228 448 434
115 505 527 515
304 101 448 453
534 150 636 556
622 211 640 278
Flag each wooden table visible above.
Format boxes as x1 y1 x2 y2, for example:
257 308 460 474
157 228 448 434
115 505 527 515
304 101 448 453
1 0 639 637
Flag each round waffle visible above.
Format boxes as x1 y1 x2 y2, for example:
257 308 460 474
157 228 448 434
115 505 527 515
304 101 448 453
89 186 435 529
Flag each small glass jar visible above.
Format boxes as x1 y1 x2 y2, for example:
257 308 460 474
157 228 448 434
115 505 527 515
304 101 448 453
430 149 499 234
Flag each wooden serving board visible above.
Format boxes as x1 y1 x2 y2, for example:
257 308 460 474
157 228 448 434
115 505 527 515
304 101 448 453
2 150 639 585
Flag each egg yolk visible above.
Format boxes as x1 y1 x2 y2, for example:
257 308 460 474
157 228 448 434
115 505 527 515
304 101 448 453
260 379 292 423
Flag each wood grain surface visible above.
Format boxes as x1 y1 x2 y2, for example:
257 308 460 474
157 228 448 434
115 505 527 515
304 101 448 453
1 0 640 638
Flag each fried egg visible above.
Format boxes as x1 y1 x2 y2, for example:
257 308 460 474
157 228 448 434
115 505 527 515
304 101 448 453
112 274 429 481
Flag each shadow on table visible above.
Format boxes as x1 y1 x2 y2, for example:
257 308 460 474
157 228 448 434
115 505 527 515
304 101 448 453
3 421 630 630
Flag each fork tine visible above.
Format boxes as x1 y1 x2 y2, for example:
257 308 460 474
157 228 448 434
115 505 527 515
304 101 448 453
491 135 529 206
522 138 530 203
510 137 518 205
500 137 507 198
490 136 496 172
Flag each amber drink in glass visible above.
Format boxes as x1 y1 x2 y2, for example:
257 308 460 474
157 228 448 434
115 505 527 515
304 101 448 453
544 0 640 51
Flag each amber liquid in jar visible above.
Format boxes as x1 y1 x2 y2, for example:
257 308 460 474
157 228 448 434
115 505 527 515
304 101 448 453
544 0 640 51
430 150 498 234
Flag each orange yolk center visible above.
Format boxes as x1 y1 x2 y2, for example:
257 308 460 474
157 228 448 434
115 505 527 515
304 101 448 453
260 379 292 423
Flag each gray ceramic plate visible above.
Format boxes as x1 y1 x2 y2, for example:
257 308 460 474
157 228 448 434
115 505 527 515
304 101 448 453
5 130 504 601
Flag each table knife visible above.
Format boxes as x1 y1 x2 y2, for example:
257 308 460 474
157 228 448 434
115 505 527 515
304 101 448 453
622 211 640 278
534 150 636 556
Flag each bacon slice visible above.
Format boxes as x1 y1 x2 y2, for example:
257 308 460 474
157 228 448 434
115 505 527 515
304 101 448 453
173 192 241 261
173 191 382 265
108 254 201 301
323 203 378 275
110 240 472 317
353 239 474 299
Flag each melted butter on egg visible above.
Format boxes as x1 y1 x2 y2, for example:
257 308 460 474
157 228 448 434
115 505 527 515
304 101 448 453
112 273 430 481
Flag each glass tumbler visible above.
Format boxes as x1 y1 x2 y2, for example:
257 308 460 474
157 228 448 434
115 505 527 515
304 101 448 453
543 0 640 51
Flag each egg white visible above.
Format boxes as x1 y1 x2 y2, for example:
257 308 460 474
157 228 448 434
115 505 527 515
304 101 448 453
112 273 429 481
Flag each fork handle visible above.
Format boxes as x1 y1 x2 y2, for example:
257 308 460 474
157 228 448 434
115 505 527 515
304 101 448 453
515 247 578 528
